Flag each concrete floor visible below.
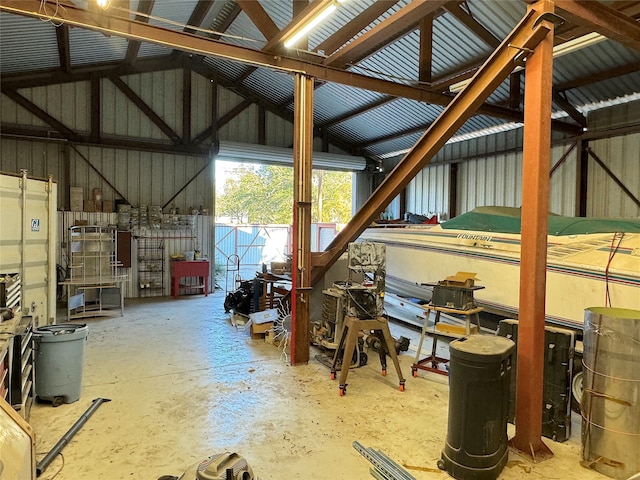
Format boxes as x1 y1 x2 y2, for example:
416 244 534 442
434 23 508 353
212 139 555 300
30 289 605 480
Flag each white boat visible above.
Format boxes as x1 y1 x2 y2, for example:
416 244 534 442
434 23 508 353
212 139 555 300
361 206 640 332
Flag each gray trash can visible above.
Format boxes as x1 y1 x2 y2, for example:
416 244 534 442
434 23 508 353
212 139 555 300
33 323 88 406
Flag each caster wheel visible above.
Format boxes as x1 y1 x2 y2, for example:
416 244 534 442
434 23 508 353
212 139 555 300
381 369 387 377
339 386 346 396
399 383 405 392
330 371 336 380
412 368 417 378
437 459 445 470
52 396 64 407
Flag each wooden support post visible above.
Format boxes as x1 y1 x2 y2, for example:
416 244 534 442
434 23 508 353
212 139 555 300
511 0 555 462
291 74 313 365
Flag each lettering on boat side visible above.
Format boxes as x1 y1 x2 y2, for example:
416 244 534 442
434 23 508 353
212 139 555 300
457 233 493 242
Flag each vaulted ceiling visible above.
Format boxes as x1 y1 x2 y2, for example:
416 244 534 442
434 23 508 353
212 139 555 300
1 0 639 164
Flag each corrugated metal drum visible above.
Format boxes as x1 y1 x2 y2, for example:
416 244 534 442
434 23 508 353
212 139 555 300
582 307 640 480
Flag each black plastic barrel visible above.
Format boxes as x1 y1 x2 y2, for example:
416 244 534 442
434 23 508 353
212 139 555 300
438 335 515 480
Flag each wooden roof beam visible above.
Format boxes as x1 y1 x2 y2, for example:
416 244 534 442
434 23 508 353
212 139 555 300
442 1 501 49
419 13 434 83
315 1 398 56
355 124 431 148
319 97 397 128
55 24 71 72
124 0 155 65
556 61 640 91
0 0 581 134
236 0 279 41
552 89 587 128
555 0 640 51
324 0 449 68
185 0 216 34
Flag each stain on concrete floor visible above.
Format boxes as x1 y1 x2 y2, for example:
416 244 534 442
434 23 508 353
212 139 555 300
30 291 601 480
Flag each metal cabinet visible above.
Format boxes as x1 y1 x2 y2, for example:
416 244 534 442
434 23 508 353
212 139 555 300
0 313 35 420
9 315 34 420
62 225 127 319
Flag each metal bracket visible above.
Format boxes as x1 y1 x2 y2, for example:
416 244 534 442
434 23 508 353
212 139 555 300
534 12 565 29
507 44 535 67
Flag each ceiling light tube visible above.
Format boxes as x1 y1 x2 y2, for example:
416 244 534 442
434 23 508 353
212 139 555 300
449 33 607 94
284 3 337 49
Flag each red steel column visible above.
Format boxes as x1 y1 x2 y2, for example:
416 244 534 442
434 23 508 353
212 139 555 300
291 74 313 365
511 0 555 461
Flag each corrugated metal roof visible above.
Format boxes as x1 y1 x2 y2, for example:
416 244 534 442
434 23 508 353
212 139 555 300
1 0 639 162
313 83 387 125
146 0 201 31
0 13 60 72
241 67 294 105
137 42 174 59
69 28 129 66
465 0 525 40
202 56 249 82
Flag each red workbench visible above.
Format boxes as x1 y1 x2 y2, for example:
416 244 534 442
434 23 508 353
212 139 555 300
170 260 210 299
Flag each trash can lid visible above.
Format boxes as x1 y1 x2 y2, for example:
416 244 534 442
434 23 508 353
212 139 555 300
33 323 88 336
450 335 515 362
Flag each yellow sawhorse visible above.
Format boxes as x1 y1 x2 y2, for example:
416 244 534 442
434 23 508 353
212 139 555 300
330 316 405 396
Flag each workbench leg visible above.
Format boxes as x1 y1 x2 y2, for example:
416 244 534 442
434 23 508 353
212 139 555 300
330 323 349 376
204 275 209 297
379 322 405 389
338 325 360 395
413 312 430 371
172 276 179 299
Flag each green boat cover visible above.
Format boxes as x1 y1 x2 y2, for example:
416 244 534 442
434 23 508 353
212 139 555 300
441 206 640 236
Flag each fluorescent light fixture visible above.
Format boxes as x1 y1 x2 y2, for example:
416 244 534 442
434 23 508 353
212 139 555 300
552 32 606 58
283 2 337 49
72 0 111 10
215 141 367 171
449 33 607 93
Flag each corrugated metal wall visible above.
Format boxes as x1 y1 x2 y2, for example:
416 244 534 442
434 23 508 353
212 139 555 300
0 68 306 213
405 163 449 218
588 133 640 218
549 143 579 216
404 99 639 220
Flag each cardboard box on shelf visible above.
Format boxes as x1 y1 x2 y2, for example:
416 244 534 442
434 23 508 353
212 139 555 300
251 321 274 339
93 188 103 201
84 200 96 212
102 201 113 213
70 187 83 212
94 200 102 212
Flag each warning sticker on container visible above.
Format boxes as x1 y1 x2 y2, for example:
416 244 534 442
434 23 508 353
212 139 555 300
31 219 40 232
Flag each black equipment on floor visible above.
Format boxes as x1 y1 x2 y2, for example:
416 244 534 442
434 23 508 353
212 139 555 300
438 335 515 480
496 319 575 442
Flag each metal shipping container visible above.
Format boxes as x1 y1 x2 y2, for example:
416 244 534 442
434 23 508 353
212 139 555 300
0 171 57 326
